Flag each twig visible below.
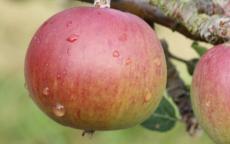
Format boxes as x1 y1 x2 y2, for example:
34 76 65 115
150 0 230 43
161 40 200 136
78 0 230 44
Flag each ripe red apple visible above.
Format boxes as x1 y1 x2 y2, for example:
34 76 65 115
191 44 230 144
25 7 167 131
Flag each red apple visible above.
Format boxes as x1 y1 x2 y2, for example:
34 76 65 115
191 43 230 144
25 7 167 131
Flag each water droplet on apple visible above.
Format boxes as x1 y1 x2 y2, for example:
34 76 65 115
153 57 161 66
113 50 120 58
144 90 152 103
53 103 65 117
206 101 211 107
125 58 132 65
42 87 49 96
57 74 61 80
66 34 78 43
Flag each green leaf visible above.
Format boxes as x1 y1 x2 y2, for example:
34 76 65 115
186 58 199 75
191 41 208 56
141 97 177 132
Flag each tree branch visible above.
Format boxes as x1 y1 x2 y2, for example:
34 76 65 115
79 0 206 42
161 40 200 136
78 0 230 44
149 0 230 44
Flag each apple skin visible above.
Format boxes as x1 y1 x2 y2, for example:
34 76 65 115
25 7 167 130
191 44 230 144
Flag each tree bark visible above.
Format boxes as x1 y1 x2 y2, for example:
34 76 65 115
79 0 230 45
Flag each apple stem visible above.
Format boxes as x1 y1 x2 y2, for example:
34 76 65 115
94 0 111 8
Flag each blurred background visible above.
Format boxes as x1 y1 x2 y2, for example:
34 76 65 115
0 0 214 144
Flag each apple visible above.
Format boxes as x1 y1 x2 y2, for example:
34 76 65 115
25 7 167 131
191 43 230 144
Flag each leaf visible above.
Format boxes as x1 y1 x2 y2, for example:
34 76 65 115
191 41 208 56
186 58 199 75
141 97 177 132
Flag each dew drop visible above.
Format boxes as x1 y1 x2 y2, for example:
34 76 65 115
66 34 78 43
42 87 49 96
113 50 120 58
125 58 132 65
144 90 152 103
53 103 65 117
206 101 211 107
153 58 161 66
57 74 61 80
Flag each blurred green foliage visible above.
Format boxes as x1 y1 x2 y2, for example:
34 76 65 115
0 0 214 144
